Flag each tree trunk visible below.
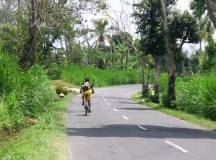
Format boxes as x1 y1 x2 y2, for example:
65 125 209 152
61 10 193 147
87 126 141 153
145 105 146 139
141 57 148 97
153 55 160 103
168 42 176 103
181 60 185 74
64 36 70 53
20 0 37 69
199 40 202 54
160 0 176 105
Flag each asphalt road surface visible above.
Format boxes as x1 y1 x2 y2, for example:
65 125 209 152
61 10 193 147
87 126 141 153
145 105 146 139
67 85 216 160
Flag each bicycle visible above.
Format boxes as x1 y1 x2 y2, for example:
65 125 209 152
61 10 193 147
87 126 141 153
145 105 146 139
83 93 91 116
82 89 94 116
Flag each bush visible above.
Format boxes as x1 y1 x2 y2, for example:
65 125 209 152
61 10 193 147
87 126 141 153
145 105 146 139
55 86 68 95
46 63 61 80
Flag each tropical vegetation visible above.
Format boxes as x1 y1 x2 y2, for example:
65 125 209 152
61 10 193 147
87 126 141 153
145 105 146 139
1 0 216 158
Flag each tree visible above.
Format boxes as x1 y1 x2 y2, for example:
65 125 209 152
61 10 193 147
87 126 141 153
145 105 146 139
204 0 216 28
91 18 110 48
0 0 105 68
111 32 136 69
134 39 153 98
191 0 216 28
159 0 200 106
0 23 19 54
19 0 37 69
190 0 214 54
201 40 216 70
133 0 166 102
159 0 177 106
167 11 200 105
169 11 200 52
190 0 206 18
0 0 15 24
134 0 199 105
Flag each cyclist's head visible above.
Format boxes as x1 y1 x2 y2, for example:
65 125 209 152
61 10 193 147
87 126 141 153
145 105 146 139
85 82 90 86
84 82 90 90
85 77 90 82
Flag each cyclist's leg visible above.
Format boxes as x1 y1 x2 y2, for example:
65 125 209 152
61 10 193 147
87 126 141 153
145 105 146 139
87 94 91 112
84 95 88 116
82 93 85 105
83 94 89 110
82 96 84 105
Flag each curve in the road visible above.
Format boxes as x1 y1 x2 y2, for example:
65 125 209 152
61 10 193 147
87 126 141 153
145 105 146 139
67 85 216 160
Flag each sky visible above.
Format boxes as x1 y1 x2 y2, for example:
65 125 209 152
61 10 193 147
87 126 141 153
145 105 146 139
176 0 192 11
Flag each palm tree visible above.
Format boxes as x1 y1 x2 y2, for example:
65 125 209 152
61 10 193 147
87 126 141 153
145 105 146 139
91 18 110 48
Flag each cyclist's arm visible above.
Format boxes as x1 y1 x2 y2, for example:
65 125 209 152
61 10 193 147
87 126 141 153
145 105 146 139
80 81 84 93
80 87 82 93
91 85 95 93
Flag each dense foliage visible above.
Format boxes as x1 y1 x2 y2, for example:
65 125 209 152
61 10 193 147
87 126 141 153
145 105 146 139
0 0 216 146
62 64 141 87
0 54 56 130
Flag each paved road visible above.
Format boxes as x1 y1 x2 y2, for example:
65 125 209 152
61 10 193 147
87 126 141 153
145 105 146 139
67 85 216 160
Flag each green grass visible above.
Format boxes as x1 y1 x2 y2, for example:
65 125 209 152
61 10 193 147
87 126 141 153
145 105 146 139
61 64 141 87
0 93 73 160
133 92 216 130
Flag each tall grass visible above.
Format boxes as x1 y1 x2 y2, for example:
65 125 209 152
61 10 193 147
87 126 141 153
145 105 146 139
61 64 141 87
176 73 216 120
159 72 216 120
0 54 56 130
0 54 18 95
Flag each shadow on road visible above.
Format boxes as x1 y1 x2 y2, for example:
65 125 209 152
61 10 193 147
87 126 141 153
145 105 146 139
67 124 216 139
76 114 88 117
118 107 153 111
104 96 131 100
119 101 139 105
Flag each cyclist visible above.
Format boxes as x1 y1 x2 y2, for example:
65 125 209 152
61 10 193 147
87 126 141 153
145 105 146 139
80 77 94 107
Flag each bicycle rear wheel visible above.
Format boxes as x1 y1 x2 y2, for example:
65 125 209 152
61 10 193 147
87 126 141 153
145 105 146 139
84 101 89 116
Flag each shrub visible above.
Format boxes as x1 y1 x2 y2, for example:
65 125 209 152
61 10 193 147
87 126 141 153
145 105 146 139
56 86 68 95
46 63 61 80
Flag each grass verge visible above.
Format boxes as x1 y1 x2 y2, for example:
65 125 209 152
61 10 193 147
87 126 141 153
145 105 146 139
0 93 74 160
132 92 216 130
